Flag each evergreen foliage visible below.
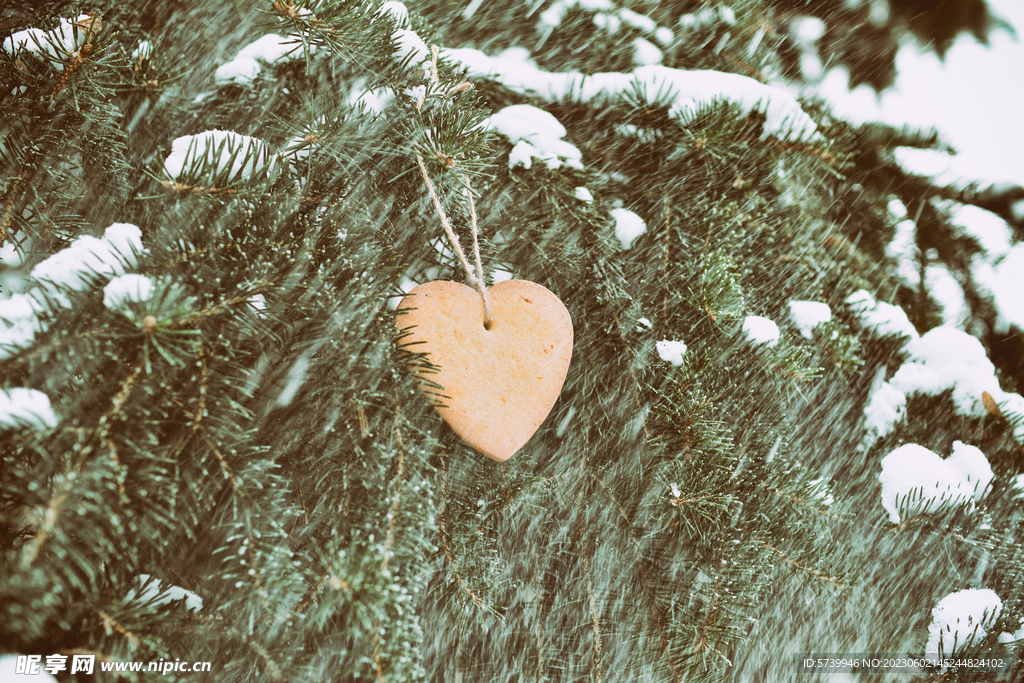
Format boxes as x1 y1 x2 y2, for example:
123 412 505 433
1 1 1022 682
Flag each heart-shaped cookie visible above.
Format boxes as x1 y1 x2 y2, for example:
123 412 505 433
396 280 573 461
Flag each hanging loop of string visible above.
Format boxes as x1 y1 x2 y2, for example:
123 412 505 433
415 154 493 327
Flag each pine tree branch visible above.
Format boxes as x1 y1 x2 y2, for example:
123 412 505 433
159 179 237 196
436 452 488 611
0 147 42 248
760 542 845 590
20 483 69 570
371 399 409 683
610 309 650 442
756 481 840 519
105 436 127 501
380 419 404 576
201 433 243 494
169 290 272 330
692 543 729 660
190 349 208 428
659 195 672 327
50 42 95 101
96 609 141 648
584 554 603 683
735 133 837 162
294 574 329 616
245 639 284 683
20 360 142 568
589 472 681 682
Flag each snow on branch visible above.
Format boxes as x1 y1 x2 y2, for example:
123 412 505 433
879 442 994 525
1 14 95 61
0 387 58 431
163 130 276 186
32 223 144 293
215 33 307 86
926 589 1002 662
483 104 583 171
442 47 822 142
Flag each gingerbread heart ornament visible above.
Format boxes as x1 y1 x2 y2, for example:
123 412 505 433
396 280 573 461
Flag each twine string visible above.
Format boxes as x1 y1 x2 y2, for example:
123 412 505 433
415 155 493 327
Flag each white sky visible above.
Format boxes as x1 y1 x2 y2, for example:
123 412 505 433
818 0 1024 186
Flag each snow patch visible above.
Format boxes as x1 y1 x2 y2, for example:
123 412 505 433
484 104 583 170
103 274 155 311
32 223 144 292
945 201 1014 259
248 294 267 315
924 264 970 329
656 339 687 366
126 574 203 612
0 293 46 360
845 290 918 341
885 326 1024 419
379 1 410 25
741 316 780 347
393 28 429 64
787 300 831 339
632 37 663 65
925 589 1002 660
997 618 1024 645
2 14 93 60
216 58 262 86
894 147 1021 192
862 382 906 445
0 243 22 267
947 441 994 502
215 34 302 85
540 0 616 28
972 243 1024 334
679 6 736 30
163 130 274 181
610 208 646 249
348 78 394 115
878 443 992 524
594 13 621 33
0 387 58 431
619 8 657 33
886 218 920 287
132 40 153 62
443 49 821 142
793 16 826 42
905 326 992 374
